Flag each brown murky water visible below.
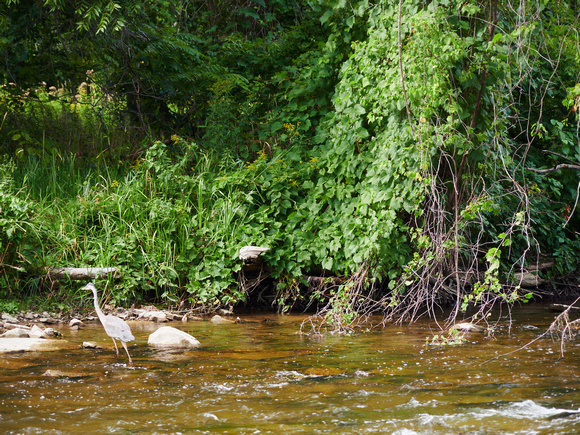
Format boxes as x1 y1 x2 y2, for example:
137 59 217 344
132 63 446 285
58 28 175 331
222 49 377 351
1 305 580 434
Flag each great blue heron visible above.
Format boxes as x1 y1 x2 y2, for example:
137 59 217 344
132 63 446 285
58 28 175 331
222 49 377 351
82 282 135 364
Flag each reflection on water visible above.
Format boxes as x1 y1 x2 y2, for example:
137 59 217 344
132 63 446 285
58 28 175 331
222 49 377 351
1 305 580 434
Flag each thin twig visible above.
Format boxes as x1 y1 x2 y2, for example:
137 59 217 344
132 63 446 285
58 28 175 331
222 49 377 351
481 296 580 365
479 331 548 366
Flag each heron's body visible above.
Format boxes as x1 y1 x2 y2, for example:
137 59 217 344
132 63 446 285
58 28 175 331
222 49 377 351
82 283 134 363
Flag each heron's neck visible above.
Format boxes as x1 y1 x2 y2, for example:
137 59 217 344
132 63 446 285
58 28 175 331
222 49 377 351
92 289 106 320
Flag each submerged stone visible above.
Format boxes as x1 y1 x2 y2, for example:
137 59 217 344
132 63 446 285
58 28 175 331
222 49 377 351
305 367 346 377
0 338 79 353
148 326 201 349
43 369 91 379
210 315 234 324
448 322 486 333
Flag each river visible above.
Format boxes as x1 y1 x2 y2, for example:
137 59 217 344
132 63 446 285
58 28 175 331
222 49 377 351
1 304 579 434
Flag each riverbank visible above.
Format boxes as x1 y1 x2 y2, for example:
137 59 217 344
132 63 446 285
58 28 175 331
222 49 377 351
0 305 241 335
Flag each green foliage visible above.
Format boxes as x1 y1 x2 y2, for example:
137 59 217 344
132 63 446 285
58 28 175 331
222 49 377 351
425 329 466 347
0 298 19 314
0 159 39 295
0 160 33 255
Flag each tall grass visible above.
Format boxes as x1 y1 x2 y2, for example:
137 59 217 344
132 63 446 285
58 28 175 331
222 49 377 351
2 138 265 310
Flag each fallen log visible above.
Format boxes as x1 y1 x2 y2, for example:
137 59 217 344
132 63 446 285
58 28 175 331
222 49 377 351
514 271 547 287
46 267 121 280
549 303 580 313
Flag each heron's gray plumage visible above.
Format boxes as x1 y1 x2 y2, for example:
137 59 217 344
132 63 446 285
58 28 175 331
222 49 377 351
102 314 135 342
82 282 134 363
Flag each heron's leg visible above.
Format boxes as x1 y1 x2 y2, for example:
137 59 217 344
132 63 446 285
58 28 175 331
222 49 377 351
111 338 120 357
121 341 133 364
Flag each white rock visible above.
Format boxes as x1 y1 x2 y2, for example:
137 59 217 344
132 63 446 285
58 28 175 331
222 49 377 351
148 326 201 349
136 309 168 322
238 246 269 261
149 311 168 323
218 308 233 316
1 313 19 324
82 341 102 349
0 328 30 338
44 328 61 337
69 318 83 327
448 322 485 333
4 323 30 330
29 324 48 338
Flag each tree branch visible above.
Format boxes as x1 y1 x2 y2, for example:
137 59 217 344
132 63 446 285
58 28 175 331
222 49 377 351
527 164 580 174
541 149 579 165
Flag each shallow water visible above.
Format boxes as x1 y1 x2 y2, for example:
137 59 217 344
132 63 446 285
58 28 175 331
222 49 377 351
1 305 580 434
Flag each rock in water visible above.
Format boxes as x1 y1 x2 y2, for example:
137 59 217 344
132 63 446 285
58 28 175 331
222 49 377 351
82 341 103 349
43 369 90 379
210 315 234 324
148 326 201 349
44 328 61 337
148 311 168 323
69 318 83 327
0 338 79 353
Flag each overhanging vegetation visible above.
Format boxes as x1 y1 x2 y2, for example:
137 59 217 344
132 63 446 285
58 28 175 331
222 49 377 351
1 0 579 330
